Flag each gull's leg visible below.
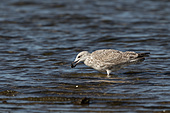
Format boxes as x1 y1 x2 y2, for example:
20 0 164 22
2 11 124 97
106 69 111 78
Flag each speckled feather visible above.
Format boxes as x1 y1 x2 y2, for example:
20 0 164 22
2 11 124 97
84 49 140 71
90 49 138 64
72 49 149 76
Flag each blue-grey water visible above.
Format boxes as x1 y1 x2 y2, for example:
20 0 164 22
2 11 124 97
0 0 170 112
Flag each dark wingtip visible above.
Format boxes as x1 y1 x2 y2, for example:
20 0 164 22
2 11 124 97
138 52 150 57
144 52 150 55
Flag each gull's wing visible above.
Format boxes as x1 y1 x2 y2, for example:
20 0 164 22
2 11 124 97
91 49 138 65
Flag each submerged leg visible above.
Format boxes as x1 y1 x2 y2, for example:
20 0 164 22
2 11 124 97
106 69 111 77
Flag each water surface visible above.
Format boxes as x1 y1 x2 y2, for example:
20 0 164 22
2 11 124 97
0 0 170 112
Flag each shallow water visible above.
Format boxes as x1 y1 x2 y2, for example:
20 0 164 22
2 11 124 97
0 0 170 112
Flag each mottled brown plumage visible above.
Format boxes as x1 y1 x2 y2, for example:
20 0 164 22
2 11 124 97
71 49 150 77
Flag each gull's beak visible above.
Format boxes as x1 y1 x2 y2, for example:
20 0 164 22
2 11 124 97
71 60 79 68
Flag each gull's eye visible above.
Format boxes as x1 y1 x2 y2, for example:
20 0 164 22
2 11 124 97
78 55 81 58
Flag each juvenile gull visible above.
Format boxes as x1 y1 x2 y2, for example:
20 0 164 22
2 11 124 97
71 49 149 77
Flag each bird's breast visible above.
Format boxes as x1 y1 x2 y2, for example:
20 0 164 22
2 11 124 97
84 58 106 72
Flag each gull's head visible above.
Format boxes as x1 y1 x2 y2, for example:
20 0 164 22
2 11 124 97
71 51 90 68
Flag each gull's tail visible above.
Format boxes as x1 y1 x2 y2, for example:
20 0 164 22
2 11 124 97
137 52 150 58
130 52 150 63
